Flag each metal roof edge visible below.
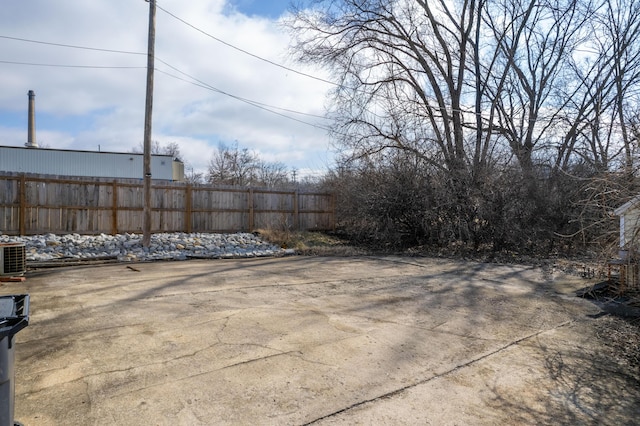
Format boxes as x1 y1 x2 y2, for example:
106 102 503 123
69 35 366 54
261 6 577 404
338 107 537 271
614 195 640 216
0 144 178 159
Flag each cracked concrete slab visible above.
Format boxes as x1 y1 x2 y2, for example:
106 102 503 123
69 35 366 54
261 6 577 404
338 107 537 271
6 256 639 424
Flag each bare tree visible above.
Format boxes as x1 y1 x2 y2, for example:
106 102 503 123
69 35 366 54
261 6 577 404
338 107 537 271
132 140 182 160
287 0 640 252
483 0 596 179
255 160 289 187
207 142 256 186
183 163 204 184
289 1 490 186
287 0 510 245
206 141 300 187
162 142 182 160
551 0 640 175
603 0 640 173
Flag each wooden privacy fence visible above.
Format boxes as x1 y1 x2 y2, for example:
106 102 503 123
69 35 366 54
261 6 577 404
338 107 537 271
0 174 335 236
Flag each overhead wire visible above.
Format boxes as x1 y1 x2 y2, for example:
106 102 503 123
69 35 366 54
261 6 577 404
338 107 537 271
0 59 145 69
153 3 390 121
0 35 145 56
154 3 338 87
154 57 328 120
3 12 601 131
155 70 331 130
0 33 332 129
0 7 460 121
151 3 490 121
1 36 628 133
154 2 640 129
154 67 332 131
0 8 388 123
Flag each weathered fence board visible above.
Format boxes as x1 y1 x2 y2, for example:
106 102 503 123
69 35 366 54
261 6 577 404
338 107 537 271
0 174 335 235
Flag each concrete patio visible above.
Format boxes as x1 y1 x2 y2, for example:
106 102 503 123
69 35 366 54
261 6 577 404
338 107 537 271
6 256 639 425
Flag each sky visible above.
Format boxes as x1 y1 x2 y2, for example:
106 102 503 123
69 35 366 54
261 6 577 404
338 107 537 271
0 0 335 180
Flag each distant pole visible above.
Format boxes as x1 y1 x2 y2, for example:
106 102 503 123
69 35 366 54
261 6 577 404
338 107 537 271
142 0 156 247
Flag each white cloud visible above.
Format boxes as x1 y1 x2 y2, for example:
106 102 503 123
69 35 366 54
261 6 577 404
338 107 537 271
0 0 335 177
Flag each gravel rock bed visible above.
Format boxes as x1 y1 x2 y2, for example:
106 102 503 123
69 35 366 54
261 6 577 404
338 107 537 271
0 232 291 262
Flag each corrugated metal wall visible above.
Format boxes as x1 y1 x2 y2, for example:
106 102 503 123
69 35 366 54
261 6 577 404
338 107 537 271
0 146 181 181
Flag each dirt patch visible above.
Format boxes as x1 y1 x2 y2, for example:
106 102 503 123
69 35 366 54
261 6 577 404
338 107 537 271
577 282 640 380
255 229 369 256
593 315 640 376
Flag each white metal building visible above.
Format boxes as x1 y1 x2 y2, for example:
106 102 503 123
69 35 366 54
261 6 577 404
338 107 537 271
0 145 184 181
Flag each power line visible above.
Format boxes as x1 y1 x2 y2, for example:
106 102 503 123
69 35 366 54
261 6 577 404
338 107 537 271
0 32 619 124
0 38 330 129
0 6 339 88
149 5 440 121
154 57 328 119
155 3 338 87
0 35 145 56
154 68 332 131
0 56 330 129
4 24 619 126
0 59 144 69
0 26 338 88
5 53 628 133
0 37 473 121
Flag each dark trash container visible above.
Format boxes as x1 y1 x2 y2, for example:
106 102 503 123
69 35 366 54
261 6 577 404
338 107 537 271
0 295 29 426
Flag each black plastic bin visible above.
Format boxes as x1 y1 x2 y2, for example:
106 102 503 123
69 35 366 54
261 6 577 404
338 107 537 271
0 295 29 426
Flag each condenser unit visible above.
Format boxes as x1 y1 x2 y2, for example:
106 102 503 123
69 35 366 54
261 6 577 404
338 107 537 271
0 243 26 277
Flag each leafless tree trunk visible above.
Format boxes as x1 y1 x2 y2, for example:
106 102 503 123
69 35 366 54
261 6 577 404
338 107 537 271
482 0 593 179
553 0 640 174
289 1 489 183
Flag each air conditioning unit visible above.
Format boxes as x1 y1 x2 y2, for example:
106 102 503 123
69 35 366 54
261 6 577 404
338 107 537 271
0 243 26 277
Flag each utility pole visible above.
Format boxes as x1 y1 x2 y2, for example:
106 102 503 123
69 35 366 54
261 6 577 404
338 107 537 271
142 0 156 247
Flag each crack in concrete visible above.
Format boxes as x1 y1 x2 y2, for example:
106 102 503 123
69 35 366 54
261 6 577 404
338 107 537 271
217 350 299 371
301 319 575 425
331 312 509 343
20 322 151 345
22 310 344 397
137 274 441 303
21 343 295 398
104 350 303 399
135 277 384 300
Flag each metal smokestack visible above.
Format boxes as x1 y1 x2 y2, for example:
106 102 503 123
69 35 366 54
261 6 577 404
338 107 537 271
26 90 38 148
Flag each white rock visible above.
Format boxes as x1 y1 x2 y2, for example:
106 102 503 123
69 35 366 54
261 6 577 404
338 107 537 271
3 232 285 262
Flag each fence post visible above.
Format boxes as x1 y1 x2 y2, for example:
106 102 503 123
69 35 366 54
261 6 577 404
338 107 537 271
248 188 254 231
293 190 299 231
111 180 118 235
185 184 192 233
19 175 26 236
